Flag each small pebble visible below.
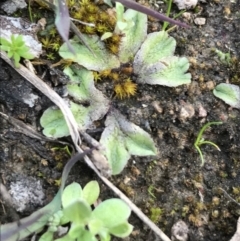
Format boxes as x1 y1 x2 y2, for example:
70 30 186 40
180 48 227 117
152 101 163 113
182 12 192 21
194 17 206 25
179 102 195 121
198 104 207 117
206 81 215 90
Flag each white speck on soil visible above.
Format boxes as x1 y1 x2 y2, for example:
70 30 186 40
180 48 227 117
23 93 39 107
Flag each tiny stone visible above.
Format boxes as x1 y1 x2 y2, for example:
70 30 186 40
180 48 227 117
178 102 195 121
205 81 215 90
9 176 45 212
152 101 163 113
198 104 207 117
182 12 192 21
194 17 206 25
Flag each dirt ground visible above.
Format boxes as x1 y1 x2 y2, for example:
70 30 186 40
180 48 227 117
0 0 240 241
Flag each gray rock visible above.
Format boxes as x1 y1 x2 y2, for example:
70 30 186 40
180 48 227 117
9 176 45 212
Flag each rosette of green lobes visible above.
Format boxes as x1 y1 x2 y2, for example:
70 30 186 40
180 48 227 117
100 110 157 175
133 31 191 87
40 66 110 138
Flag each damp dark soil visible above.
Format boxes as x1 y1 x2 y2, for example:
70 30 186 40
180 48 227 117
0 0 240 241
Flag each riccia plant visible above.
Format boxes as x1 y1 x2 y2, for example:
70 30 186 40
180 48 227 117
40 3 191 175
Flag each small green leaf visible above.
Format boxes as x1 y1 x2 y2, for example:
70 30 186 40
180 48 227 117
54 233 75 241
0 45 10 51
40 66 110 138
213 83 240 109
99 231 111 241
15 35 25 47
83 181 100 205
13 52 21 68
100 121 131 175
59 35 120 71
62 182 83 208
11 34 16 43
7 50 14 58
80 230 98 241
68 223 84 239
115 111 157 156
118 7 147 63
39 230 54 241
0 37 11 47
20 51 35 59
116 2 125 23
88 218 104 235
63 199 91 223
92 199 131 228
40 107 69 138
109 222 133 237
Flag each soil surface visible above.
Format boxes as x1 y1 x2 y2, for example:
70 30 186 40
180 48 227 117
0 0 240 241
